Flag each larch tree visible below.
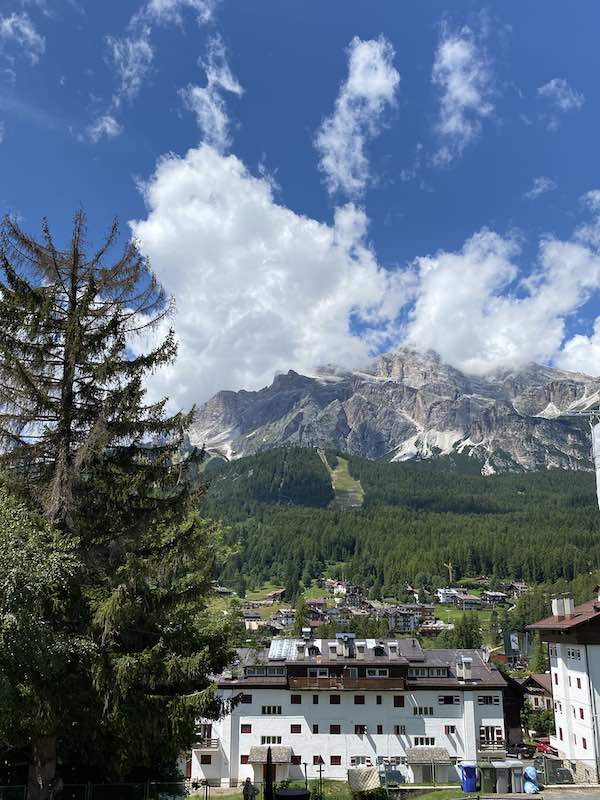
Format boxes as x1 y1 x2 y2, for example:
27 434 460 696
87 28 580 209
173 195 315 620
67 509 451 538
0 212 233 800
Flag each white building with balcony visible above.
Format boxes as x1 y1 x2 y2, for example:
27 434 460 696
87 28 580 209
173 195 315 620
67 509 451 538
529 592 600 784
189 632 508 787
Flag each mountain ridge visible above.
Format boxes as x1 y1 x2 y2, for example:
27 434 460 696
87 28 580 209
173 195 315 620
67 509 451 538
190 348 600 473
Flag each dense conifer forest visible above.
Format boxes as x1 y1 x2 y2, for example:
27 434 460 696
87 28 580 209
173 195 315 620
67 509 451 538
204 447 600 603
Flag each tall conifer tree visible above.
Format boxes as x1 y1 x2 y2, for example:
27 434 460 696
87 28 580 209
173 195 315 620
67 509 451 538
0 213 232 799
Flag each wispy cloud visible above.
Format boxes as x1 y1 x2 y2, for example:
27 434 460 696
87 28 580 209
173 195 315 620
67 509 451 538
537 78 584 130
93 0 219 143
524 176 556 200
538 78 584 112
315 35 400 197
106 25 154 106
431 23 493 165
87 113 122 143
179 34 243 152
0 12 45 65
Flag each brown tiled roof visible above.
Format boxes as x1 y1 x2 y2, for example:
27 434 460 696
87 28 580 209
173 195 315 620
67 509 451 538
528 599 600 631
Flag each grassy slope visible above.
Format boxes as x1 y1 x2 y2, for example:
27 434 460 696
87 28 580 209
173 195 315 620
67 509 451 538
318 450 364 510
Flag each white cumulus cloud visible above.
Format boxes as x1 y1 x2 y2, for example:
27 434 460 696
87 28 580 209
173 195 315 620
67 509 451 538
179 34 243 152
130 144 413 408
432 24 493 165
0 12 45 64
524 176 556 200
86 113 122 143
315 36 400 197
405 213 600 375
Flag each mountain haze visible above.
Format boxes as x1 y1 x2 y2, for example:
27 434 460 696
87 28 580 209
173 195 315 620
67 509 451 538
190 349 600 473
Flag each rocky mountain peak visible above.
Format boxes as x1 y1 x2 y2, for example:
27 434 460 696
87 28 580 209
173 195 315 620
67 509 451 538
190 348 600 473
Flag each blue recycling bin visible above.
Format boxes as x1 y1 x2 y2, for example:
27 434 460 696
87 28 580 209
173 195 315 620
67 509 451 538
460 763 479 792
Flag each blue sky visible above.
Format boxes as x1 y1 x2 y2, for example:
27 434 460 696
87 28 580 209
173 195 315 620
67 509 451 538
2 0 600 407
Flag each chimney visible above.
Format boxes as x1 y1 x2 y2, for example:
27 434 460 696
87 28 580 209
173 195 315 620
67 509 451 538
462 657 473 681
552 595 565 619
563 593 575 619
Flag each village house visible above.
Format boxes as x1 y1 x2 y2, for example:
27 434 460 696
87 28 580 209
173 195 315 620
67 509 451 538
190 631 509 787
519 673 553 712
528 591 600 783
481 590 507 606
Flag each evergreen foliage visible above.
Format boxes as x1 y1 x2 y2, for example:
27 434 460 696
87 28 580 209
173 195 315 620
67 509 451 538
0 214 233 797
211 448 600 598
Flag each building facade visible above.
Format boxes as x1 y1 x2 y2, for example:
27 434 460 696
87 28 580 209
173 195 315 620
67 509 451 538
190 633 508 787
529 592 600 783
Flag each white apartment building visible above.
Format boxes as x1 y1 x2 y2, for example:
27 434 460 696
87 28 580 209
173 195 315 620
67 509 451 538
530 592 600 783
190 632 508 786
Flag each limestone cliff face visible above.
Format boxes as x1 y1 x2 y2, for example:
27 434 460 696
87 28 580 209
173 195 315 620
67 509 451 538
190 349 600 472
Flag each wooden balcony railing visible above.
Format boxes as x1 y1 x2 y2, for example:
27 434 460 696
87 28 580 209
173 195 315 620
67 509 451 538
478 741 506 752
288 676 405 690
195 738 219 750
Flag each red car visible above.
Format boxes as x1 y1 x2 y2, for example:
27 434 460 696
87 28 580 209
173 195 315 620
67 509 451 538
535 738 558 756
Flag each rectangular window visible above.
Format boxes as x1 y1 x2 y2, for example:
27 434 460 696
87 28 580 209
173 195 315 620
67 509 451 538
241 694 252 704
313 756 323 765
290 724 302 734
354 695 365 705
240 755 249 764
291 694 301 705
330 695 341 704
377 725 383 735
355 724 367 735
477 695 499 705
261 705 282 715
445 725 456 735
394 695 405 708
291 756 302 765
246 666 266 676
200 755 212 765
313 695 319 705
330 724 341 735
330 756 342 766
577 677 582 689
394 725 406 735
241 724 252 733
312 724 319 734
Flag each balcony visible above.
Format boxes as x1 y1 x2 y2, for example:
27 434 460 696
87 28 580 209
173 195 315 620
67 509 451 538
194 738 219 750
478 741 507 754
288 676 405 690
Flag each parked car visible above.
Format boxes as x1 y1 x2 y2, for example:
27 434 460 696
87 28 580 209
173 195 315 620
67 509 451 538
507 742 536 759
535 737 558 756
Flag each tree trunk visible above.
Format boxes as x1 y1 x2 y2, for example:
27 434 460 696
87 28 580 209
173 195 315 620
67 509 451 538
27 735 57 800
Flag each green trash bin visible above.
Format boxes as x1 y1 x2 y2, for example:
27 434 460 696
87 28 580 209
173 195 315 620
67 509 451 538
478 762 496 793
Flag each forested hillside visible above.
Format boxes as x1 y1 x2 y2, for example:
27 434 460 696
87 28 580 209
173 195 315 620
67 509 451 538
205 447 600 601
